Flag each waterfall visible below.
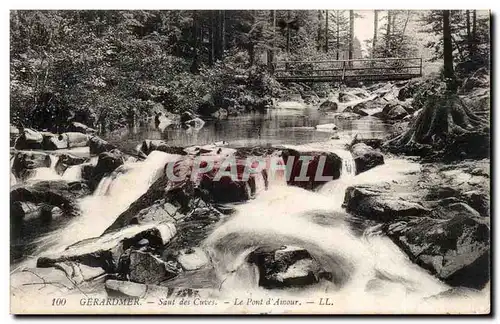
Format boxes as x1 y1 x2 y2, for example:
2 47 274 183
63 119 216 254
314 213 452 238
35 150 181 255
30 155 60 181
338 150 356 178
61 165 83 181
204 183 450 311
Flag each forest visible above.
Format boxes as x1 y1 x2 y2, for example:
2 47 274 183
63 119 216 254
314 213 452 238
11 10 489 137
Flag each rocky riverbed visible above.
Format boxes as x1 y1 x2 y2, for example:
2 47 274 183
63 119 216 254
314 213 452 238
10 79 490 314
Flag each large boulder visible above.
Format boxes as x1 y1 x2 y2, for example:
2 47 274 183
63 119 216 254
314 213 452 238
62 132 89 148
121 250 180 284
385 214 489 289
319 100 338 111
67 122 97 134
283 149 342 190
338 92 358 103
343 185 430 222
37 223 177 272
140 140 186 157
91 149 124 186
180 111 196 124
14 128 43 149
381 103 409 120
105 279 210 299
398 79 422 101
350 143 384 174
11 151 51 179
89 136 116 155
10 180 90 236
42 133 69 150
349 97 388 116
54 153 89 175
248 246 331 289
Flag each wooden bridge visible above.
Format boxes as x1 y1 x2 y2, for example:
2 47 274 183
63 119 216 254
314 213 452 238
273 57 423 83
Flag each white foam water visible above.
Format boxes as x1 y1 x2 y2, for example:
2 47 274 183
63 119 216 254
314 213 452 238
34 151 181 256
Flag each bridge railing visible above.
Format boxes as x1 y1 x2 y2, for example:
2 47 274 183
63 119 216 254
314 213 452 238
273 57 423 82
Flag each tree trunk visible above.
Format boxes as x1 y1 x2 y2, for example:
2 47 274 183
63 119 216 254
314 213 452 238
208 11 215 66
316 11 321 51
386 10 391 53
472 10 477 57
349 10 354 63
268 10 276 72
442 10 455 83
286 11 291 53
336 11 340 60
325 10 329 52
220 10 226 55
373 10 378 56
190 10 199 73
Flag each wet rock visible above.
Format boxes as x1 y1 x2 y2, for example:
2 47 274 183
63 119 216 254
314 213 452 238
55 153 89 175
54 261 106 285
89 136 116 155
248 246 329 289
338 92 358 103
11 151 52 179
284 150 342 190
319 100 338 111
432 202 481 219
68 122 97 134
125 250 179 284
91 149 124 185
105 279 209 299
10 181 89 235
140 140 186 156
350 143 384 174
38 132 67 150
62 132 89 148
104 178 199 232
14 128 44 149
37 223 177 272
385 214 489 289
463 190 490 217
343 185 430 222
350 136 383 149
398 79 422 101
381 103 409 120
177 247 209 271
199 165 258 203
350 98 387 116
180 111 196 124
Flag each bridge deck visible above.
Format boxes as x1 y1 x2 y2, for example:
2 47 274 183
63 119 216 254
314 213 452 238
273 57 423 83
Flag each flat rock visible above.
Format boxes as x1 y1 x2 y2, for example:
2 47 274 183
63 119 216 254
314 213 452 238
343 185 430 222
350 143 384 174
385 214 489 289
37 223 176 272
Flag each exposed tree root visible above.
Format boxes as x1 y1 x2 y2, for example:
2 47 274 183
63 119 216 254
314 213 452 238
385 92 489 160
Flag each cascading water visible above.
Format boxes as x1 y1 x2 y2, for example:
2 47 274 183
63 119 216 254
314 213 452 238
198 151 491 312
34 150 181 256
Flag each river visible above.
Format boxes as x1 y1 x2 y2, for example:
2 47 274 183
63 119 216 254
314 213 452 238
10 97 488 314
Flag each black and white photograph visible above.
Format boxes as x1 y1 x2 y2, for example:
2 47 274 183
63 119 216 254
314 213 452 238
8 8 491 314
